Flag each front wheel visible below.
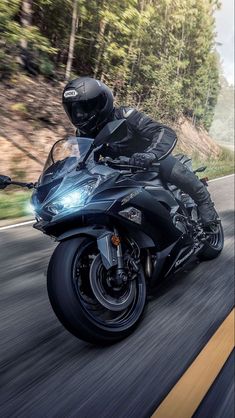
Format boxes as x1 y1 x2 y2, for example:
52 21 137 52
47 237 146 345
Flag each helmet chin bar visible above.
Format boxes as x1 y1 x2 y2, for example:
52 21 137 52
75 108 115 138
77 122 99 137
92 108 115 135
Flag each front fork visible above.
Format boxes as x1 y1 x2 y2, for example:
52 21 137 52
113 228 127 286
97 229 140 286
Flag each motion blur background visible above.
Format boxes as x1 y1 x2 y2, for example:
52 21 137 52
0 0 234 220
0 3 234 417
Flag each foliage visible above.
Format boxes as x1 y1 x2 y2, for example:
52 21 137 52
0 0 56 79
209 75 234 144
10 102 28 115
38 54 55 78
0 0 221 128
0 191 31 220
192 146 234 180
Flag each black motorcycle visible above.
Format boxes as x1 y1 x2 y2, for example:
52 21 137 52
0 120 224 345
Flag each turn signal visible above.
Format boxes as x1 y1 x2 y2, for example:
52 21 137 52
111 235 121 246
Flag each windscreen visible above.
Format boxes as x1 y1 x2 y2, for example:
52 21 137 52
39 136 93 184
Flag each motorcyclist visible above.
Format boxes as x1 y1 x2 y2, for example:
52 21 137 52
62 77 219 226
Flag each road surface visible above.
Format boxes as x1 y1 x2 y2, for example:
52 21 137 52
0 175 234 418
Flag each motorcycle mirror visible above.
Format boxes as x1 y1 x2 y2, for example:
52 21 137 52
0 175 12 190
195 166 207 173
94 119 127 147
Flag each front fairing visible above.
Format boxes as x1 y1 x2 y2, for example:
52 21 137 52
32 168 97 221
31 140 118 222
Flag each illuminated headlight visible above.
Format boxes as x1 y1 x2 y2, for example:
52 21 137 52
47 182 97 215
61 190 84 208
119 207 142 224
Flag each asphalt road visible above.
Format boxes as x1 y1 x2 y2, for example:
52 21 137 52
0 175 234 418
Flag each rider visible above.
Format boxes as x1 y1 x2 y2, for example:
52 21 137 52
62 77 219 226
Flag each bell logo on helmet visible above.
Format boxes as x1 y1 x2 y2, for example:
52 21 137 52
64 89 78 98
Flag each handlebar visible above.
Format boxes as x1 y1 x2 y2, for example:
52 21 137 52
10 180 36 189
102 157 160 171
0 175 36 190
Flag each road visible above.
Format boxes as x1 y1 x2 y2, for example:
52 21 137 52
0 175 234 418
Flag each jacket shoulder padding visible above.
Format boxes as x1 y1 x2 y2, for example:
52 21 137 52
115 106 136 120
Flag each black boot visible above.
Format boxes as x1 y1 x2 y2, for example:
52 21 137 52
168 160 219 225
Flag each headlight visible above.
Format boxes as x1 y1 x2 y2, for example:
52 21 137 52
46 182 97 215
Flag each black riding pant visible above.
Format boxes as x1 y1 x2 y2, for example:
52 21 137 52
159 155 177 181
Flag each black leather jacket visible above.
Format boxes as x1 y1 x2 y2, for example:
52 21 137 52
99 106 177 161
78 106 177 161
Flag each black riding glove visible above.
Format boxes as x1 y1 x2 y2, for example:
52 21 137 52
130 153 156 168
0 175 11 189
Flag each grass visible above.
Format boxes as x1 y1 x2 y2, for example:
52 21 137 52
0 190 32 220
10 102 29 116
192 147 234 180
0 147 233 221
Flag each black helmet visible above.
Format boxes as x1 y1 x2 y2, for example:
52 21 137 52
62 77 114 136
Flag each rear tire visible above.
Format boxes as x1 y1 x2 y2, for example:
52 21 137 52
47 237 146 345
198 222 224 260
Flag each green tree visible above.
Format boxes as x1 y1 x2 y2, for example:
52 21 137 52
0 0 221 129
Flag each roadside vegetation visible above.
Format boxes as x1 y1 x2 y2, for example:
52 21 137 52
192 147 234 180
0 190 31 220
1 0 221 128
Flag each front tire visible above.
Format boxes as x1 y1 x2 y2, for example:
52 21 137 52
47 237 146 345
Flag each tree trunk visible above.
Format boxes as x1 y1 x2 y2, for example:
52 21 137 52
99 29 111 82
176 22 185 77
94 20 107 78
65 0 79 81
129 0 145 86
20 0 33 50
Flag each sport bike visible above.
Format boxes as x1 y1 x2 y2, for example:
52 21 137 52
0 120 224 344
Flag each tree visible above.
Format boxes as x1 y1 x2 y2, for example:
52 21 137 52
0 0 221 129
65 0 79 80
20 0 32 50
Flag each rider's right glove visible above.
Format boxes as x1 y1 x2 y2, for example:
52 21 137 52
129 152 156 168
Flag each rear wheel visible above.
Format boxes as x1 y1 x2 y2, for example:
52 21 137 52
47 237 146 345
198 222 224 260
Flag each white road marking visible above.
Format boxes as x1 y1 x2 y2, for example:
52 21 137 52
0 220 34 231
208 173 234 183
0 173 234 231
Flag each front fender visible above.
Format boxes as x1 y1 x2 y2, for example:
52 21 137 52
57 226 118 270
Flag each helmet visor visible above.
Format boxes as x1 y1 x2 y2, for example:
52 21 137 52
63 93 107 127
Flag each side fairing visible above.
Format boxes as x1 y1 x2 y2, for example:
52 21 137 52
89 175 182 248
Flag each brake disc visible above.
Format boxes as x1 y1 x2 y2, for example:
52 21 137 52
89 254 135 312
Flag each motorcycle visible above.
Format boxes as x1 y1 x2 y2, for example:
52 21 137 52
0 119 224 345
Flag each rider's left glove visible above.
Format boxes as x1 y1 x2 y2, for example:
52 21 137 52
130 153 156 168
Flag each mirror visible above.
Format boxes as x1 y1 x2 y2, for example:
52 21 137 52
0 175 12 190
195 166 207 173
94 119 127 147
